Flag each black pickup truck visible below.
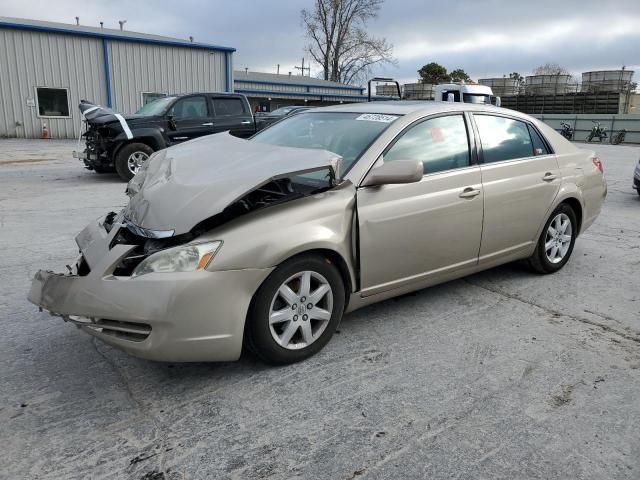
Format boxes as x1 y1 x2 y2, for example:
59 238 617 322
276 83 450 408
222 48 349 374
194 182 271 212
75 93 256 180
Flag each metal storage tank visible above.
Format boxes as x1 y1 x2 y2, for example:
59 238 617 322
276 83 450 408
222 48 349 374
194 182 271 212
478 78 520 96
0 17 235 138
525 75 573 95
402 83 434 100
581 70 634 93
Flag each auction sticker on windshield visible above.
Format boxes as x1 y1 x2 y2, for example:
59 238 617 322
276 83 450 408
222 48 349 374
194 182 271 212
355 113 398 123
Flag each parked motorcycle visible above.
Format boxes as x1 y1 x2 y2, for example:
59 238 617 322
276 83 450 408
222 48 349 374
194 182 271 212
611 129 627 145
587 121 608 142
560 121 574 140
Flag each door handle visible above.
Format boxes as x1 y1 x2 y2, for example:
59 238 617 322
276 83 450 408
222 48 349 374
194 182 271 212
202 122 214 126
240 120 252 125
542 172 557 182
459 187 481 199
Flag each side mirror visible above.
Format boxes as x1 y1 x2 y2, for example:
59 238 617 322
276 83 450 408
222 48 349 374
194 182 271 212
361 160 423 187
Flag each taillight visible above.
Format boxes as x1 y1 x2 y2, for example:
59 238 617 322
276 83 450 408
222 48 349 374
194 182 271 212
592 156 603 174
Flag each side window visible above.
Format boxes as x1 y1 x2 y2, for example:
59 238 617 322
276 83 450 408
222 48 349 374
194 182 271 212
474 115 533 163
528 124 550 155
212 98 245 117
169 96 208 119
36 87 70 117
384 115 470 174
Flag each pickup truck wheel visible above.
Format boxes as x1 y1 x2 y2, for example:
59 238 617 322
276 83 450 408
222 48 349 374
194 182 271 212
115 143 154 181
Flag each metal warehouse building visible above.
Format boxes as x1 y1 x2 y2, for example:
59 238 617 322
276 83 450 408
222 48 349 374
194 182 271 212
233 70 367 111
0 17 235 138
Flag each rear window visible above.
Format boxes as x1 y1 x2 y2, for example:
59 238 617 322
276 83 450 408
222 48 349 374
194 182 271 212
213 98 246 116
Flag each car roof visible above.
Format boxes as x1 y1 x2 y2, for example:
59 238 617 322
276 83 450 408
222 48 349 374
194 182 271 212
311 100 522 117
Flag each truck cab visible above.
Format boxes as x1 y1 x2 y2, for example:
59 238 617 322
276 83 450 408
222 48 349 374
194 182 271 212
434 83 500 106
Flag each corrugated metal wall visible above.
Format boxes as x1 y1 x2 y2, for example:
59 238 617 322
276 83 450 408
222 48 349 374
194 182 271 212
108 42 227 113
0 28 106 138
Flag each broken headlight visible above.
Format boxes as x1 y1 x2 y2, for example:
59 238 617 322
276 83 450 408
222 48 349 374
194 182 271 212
131 241 222 278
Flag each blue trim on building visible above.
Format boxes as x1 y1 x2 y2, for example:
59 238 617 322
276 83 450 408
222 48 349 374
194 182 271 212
234 88 368 101
224 52 231 93
102 39 113 108
234 78 365 92
0 20 236 52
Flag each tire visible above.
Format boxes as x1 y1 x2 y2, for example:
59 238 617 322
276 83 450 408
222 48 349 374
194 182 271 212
528 203 577 274
245 254 346 364
587 133 594 142
115 143 154 181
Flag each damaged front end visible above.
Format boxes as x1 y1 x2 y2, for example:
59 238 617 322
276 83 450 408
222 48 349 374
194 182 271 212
27 132 344 360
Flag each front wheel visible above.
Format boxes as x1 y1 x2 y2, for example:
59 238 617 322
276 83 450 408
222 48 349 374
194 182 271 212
115 143 154 181
587 133 594 142
528 204 577 274
245 254 346 364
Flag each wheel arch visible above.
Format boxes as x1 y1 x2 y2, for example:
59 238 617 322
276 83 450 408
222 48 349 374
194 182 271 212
560 197 583 234
272 248 354 309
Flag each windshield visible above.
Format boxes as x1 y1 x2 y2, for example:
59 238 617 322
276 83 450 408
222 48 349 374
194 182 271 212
135 96 176 116
270 106 299 116
251 112 399 173
463 93 491 104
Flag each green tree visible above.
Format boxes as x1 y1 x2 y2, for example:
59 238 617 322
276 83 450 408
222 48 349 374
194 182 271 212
418 62 450 84
449 68 470 82
509 72 524 83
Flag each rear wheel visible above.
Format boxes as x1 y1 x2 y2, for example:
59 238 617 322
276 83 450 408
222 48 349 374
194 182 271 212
115 143 154 181
528 204 577 274
245 254 345 364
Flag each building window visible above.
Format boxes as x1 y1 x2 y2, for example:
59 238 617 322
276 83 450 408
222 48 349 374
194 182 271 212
142 92 168 106
35 87 70 118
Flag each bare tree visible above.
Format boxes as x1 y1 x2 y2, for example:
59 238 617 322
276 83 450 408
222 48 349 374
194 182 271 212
301 0 396 84
532 63 571 76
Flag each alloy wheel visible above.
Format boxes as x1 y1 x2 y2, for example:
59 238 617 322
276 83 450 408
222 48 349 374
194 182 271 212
127 151 149 175
268 271 333 350
545 213 573 264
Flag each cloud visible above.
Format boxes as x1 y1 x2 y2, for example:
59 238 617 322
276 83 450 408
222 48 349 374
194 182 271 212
2 0 639 85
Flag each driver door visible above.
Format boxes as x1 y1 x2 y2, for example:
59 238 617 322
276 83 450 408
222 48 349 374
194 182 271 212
357 113 484 296
166 95 214 143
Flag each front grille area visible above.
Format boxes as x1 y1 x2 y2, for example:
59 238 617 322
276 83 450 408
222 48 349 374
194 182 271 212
66 316 151 342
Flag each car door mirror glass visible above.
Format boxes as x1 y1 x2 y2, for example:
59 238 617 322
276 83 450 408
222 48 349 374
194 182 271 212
361 160 423 187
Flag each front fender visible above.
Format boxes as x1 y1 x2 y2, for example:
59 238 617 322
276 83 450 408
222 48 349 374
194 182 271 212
112 127 170 150
199 183 358 293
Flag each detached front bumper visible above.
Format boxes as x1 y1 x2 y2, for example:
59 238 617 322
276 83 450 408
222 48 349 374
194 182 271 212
27 219 273 362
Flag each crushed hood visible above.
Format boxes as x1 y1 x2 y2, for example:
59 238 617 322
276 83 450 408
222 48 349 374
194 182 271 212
79 101 148 126
123 132 342 235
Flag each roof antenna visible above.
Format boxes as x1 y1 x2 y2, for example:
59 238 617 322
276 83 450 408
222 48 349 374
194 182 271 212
118 20 127 31
75 16 80 26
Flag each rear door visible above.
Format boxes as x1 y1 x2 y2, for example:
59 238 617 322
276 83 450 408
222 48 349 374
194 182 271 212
166 95 214 143
471 113 560 263
210 96 254 137
357 113 484 295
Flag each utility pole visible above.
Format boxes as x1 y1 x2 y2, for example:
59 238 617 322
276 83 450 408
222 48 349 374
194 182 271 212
294 58 310 77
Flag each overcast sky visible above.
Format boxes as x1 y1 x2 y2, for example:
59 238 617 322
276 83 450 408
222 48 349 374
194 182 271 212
2 0 639 85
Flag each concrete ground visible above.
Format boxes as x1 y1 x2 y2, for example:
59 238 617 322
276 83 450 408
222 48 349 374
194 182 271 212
1 139 639 480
